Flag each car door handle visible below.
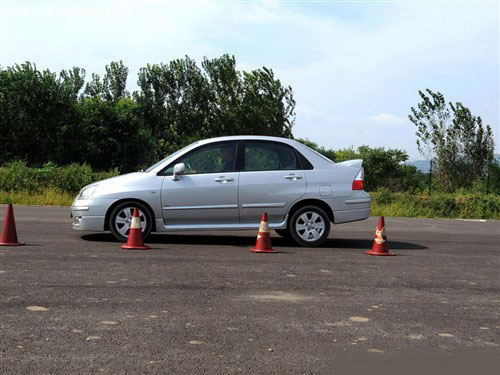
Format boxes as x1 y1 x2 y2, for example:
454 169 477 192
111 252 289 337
284 174 302 180
214 177 234 183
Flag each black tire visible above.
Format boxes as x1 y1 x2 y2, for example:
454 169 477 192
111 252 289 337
288 205 330 247
274 229 289 238
109 201 153 242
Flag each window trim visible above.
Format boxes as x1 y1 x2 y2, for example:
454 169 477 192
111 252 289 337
241 140 314 172
157 140 240 176
296 148 314 170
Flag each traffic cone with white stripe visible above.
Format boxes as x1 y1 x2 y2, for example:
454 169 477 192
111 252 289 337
365 216 395 256
250 213 277 253
0 204 24 246
121 208 150 250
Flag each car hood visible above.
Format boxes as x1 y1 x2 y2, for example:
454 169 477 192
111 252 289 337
95 172 148 187
89 172 163 199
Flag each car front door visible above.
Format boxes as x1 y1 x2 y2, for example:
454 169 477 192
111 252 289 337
160 141 239 226
238 141 306 225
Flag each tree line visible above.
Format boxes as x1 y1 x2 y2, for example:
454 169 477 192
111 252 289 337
408 89 496 192
0 56 294 171
0 57 496 194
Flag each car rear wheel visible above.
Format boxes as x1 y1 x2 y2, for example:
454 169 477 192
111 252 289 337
109 202 153 242
289 206 330 247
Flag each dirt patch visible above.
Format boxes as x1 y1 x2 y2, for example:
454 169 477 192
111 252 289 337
26 306 49 312
350 316 370 323
246 291 315 303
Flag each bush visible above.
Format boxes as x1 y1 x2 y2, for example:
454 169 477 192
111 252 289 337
458 194 500 219
0 161 119 194
374 187 394 205
51 163 94 193
0 161 39 192
427 194 458 217
488 162 500 195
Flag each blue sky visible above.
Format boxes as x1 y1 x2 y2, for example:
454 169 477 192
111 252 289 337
1 0 498 159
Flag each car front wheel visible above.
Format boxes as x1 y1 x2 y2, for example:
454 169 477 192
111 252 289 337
289 206 330 247
109 202 153 242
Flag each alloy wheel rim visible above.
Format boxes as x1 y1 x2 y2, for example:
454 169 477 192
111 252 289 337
295 211 325 242
114 207 146 237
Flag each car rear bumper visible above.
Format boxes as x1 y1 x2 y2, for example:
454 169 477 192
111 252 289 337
333 207 370 224
331 191 371 224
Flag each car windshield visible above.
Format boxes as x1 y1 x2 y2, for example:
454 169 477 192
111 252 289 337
144 142 199 172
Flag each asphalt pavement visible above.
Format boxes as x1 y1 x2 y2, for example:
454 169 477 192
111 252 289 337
0 205 499 374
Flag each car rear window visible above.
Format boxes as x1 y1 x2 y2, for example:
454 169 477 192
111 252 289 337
244 141 299 171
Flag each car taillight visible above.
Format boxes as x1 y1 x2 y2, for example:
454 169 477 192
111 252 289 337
352 168 364 190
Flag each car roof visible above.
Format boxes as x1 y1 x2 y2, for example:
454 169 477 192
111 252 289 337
196 135 298 145
148 135 335 173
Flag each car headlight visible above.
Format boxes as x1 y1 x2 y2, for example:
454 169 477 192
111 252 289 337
78 185 98 200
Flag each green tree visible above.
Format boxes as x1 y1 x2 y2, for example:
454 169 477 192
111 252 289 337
135 58 206 158
60 66 86 98
135 62 170 147
84 60 129 101
135 55 295 158
240 67 295 138
489 160 500 195
1 56 295 171
409 89 494 191
163 57 211 137
202 54 243 136
71 97 155 171
202 54 295 138
103 60 129 101
0 62 80 165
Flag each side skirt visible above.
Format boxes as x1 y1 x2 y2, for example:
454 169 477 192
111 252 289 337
154 216 288 232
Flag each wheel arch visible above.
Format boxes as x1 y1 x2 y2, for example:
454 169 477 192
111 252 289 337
287 199 335 226
104 198 157 232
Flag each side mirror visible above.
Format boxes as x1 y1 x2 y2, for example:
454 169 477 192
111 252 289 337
172 163 185 181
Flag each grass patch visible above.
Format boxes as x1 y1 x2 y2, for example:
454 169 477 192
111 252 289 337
0 161 117 206
371 191 500 220
0 189 74 206
0 161 119 194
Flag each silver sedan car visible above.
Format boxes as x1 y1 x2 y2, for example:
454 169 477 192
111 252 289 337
71 136 370 246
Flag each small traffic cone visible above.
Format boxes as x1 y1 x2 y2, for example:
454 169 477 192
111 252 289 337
0 204 25 246
250 213 278 253
121 208 150 250
365 216 395 256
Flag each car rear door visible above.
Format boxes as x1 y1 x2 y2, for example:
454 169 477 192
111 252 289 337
238 141 306 225
161 141 239 225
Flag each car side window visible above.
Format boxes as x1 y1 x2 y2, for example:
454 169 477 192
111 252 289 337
164 142 237 175
244 142 298 171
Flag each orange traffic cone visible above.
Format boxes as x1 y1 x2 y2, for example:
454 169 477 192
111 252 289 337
365 216 395 256
0 204 25 246
121 208 150 250
250 213 278 253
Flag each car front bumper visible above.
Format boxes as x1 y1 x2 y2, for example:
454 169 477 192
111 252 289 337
71 198 116 231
